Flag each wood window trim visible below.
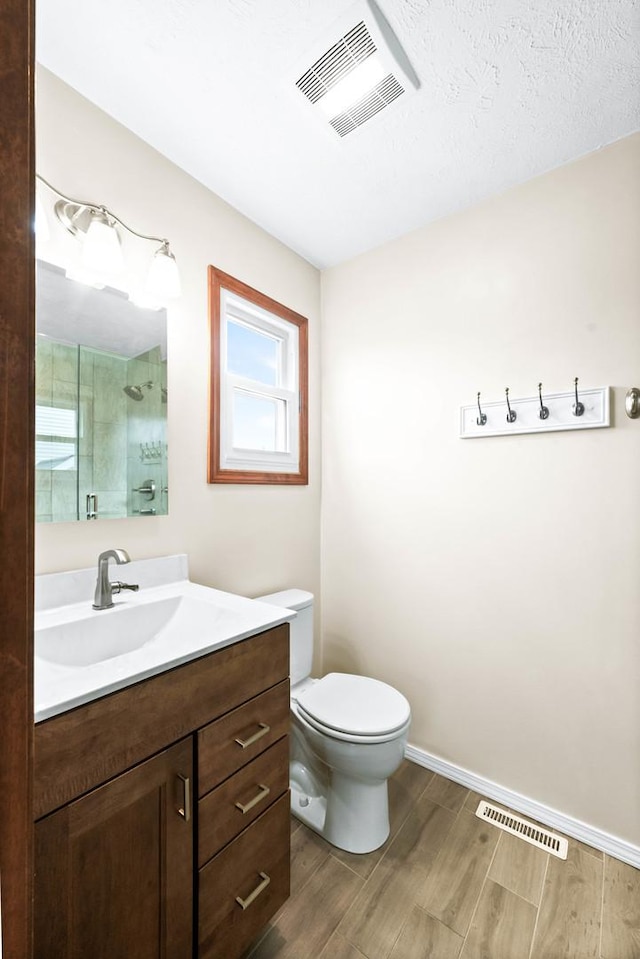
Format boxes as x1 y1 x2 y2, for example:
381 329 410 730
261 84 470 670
208 266 309 485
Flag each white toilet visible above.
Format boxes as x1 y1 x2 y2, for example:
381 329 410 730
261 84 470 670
256 589 411 855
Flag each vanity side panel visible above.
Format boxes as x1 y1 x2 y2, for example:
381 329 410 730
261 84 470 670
34 625 289 818
0 0 35 953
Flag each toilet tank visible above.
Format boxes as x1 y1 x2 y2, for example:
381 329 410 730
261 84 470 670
255 589 314 686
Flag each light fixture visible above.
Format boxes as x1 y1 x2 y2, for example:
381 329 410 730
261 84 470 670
294 0 419 138
82 209 124 274
147 240 181 299
36 174 181 303
317 56 385 117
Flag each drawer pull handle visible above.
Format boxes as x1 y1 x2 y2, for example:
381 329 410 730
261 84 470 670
177 774 191 822
235 722 270 749
235 872 271 911
235 783 270 814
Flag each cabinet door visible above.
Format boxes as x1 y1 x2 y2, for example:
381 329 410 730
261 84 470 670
35 737 193 959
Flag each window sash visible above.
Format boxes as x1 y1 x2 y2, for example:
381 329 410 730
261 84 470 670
223 291 298 390
220 377 299 470
208 266 308 485
219 303 299 472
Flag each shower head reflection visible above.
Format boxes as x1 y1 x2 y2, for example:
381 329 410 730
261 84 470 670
123 381 154 401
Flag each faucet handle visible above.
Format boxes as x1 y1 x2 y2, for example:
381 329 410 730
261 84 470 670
111 581 139 594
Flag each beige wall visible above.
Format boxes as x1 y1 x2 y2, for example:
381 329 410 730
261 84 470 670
35 68 321 601
320 134 640 847
36 66 640 847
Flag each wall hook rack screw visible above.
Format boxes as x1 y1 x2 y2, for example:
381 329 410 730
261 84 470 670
573 377 585 417
538 383 550 420
476 392 487 426
505 387 517 423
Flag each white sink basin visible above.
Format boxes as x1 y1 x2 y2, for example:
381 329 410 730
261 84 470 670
36 595 241 668
34 555 295 723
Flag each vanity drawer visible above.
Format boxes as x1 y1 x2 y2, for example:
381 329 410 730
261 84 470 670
198 680 289 796
199 737 289 867
198 792 290 959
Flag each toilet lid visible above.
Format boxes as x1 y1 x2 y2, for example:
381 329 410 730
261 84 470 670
296 673 411 738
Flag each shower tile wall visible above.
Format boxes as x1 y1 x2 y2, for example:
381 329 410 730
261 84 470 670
35 338 79 523
126 346 168 518
85 348 128 519
35 337 53 523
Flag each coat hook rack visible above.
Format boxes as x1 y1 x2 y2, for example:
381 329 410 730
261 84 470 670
460 382 610 439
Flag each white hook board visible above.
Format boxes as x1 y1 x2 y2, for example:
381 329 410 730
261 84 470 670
460 386 610 439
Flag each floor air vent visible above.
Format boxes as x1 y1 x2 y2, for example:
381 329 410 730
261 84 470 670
476 801 568 860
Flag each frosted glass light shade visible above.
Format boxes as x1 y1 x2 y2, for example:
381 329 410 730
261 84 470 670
82 211 124 274
147 245 181 301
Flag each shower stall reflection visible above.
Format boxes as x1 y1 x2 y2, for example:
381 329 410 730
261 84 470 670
35 260 168 522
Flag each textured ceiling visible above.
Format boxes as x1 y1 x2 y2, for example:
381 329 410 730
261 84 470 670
37 0 640 268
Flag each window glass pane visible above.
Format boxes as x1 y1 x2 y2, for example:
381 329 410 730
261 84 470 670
227 320 279 386
35 440 77 471
35 405 77 470
36 405 76 438
233 391 285 451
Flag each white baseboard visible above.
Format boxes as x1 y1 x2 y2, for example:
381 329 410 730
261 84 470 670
405 743 640 870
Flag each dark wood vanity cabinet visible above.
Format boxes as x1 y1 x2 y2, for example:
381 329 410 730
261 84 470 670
33 625 291 959
35 738 194 958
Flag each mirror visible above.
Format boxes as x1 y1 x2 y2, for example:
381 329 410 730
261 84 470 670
36 259 168 521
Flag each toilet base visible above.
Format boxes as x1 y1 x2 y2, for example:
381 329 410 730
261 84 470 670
290 774 390 855
290 782 327 835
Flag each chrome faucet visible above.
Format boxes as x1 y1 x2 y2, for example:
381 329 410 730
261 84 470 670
93 548 139 610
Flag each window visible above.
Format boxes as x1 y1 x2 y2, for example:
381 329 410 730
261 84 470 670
35 404 77 471
208 267 308 484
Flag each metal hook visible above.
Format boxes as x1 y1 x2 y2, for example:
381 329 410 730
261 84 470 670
476 392 487 426
625 387 640 419
573 377 585 417
538 382 549 420
505 387 517 423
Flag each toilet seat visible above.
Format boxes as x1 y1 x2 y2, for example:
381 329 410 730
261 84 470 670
296 673 411 744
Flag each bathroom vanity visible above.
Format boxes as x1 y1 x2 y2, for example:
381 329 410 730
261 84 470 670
33 556 292 959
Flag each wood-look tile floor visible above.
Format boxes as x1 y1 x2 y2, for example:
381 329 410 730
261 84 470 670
244 762 640 959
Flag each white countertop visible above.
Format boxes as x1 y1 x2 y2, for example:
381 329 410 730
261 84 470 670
35 554 294 723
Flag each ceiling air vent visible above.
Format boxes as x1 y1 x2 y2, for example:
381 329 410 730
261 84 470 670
296 22 376 105
330 74 404 138
293 0 419 138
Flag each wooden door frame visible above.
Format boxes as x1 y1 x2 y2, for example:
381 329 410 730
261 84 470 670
0 0 35 956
